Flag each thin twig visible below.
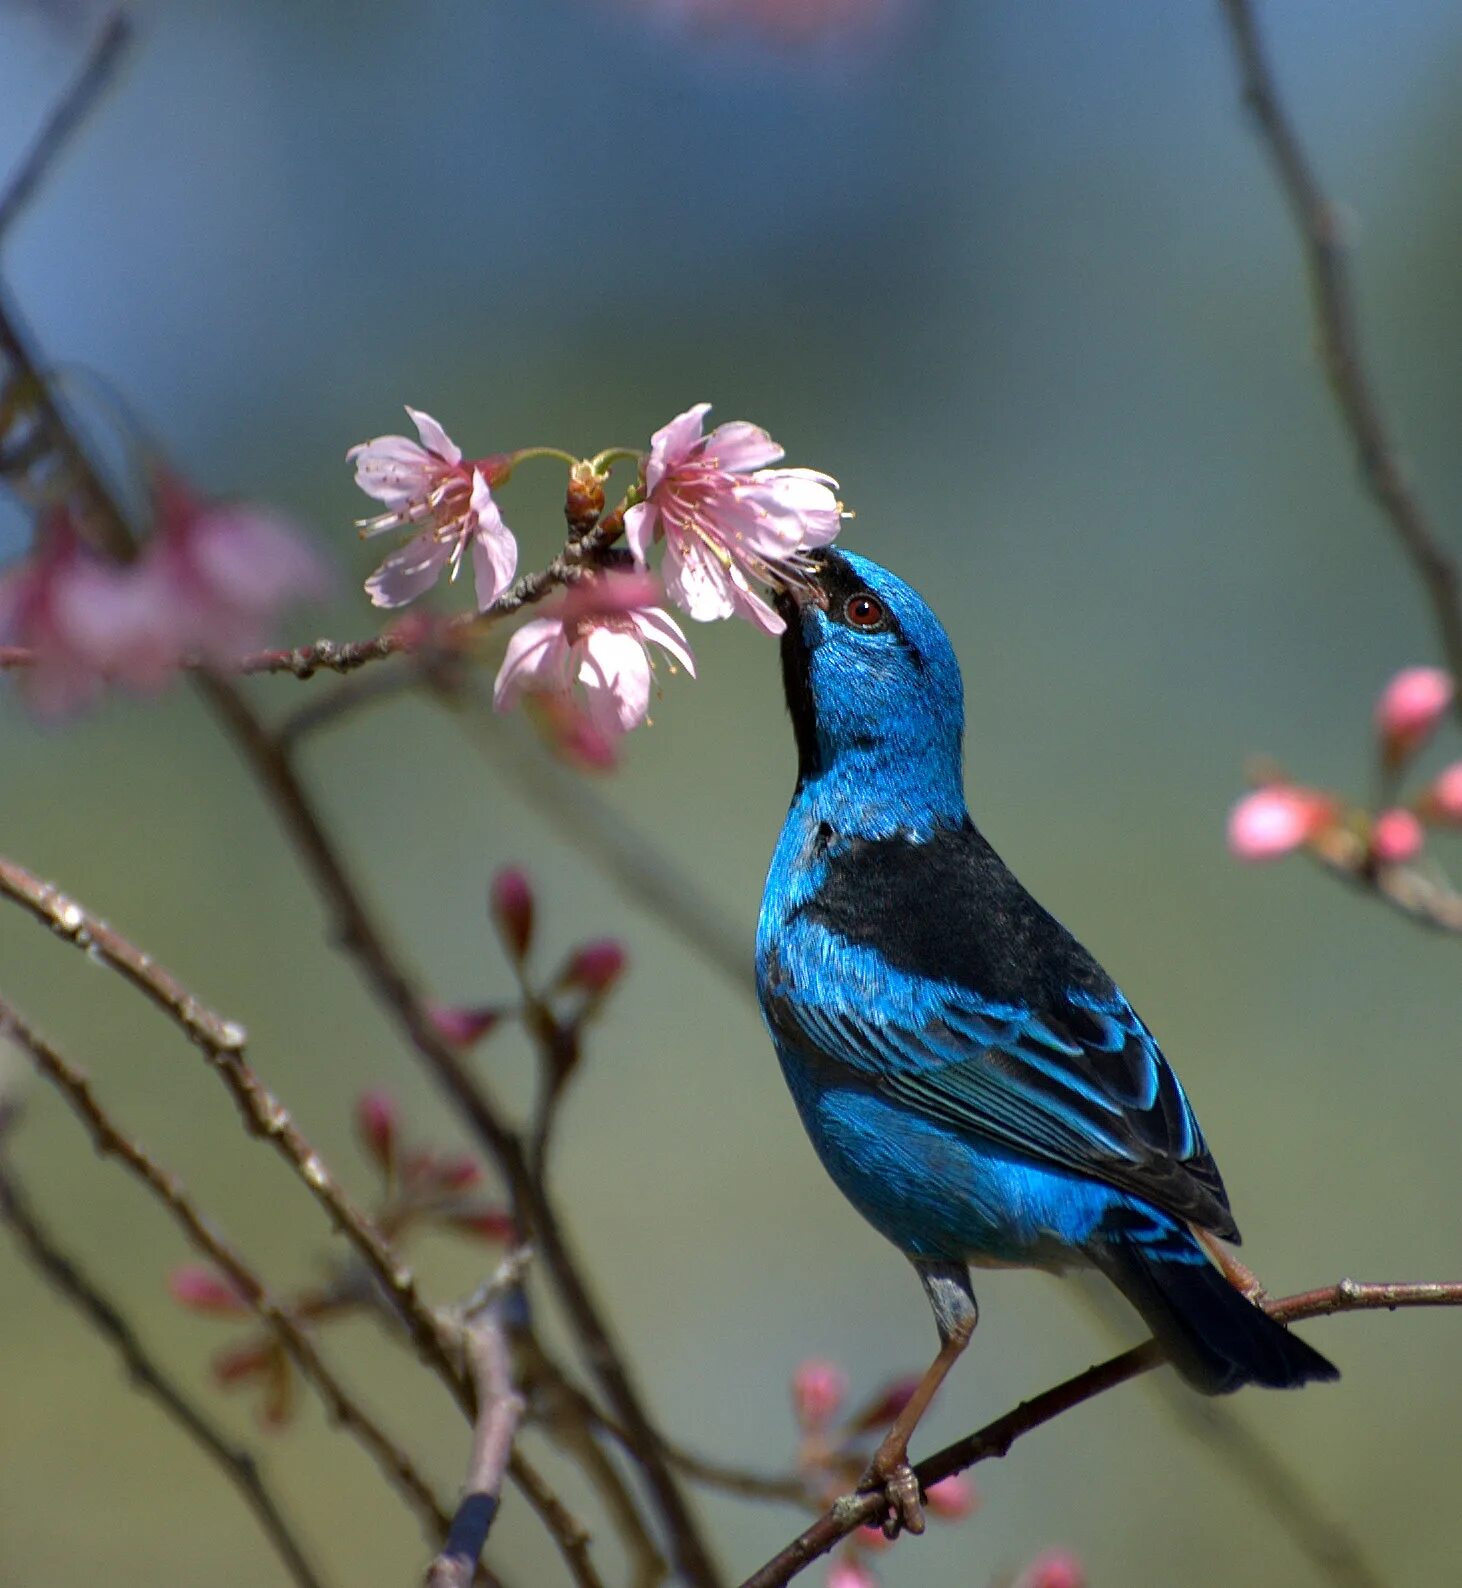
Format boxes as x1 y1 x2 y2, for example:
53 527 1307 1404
0 13 132 245
0 992 453 1541
1309 826 1462 935
0 1150 329 1588
1218 0 1462 714
196 674 723 1588
426 1304 532 1588
0 852 471 1402
739 1279 1462 1588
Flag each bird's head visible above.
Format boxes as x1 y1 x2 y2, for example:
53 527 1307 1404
775 548 967 824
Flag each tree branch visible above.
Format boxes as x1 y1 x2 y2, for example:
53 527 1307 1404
0 1148 329 1588
739 1279 1462 1588
1218 0 1462 712
0 991 453 1542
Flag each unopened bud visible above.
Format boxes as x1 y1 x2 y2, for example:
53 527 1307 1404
561 939 627 997
1370 807 1424 865
925 1472 978 1520
427 1003 504 1048
1422 761 1462 825
490 868 535 962
791 1358 847 1429
1227 785 1335 862
1376 666 1453 767
355 1089 398 1169
1013 1549 1087 1588
169 1265 250 1316
565 461 608 539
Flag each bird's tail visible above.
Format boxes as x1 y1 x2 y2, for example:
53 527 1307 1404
1090 1204 1338 1394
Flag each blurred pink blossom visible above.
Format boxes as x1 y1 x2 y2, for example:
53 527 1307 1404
1370 807 1424 865
791 1357 847 1428
150 471 331 662
1424 761 1462 825
824 1556 878 1588
1012 1549 1086 1588
624 403 842 635
1227 785 1334 861
1375 666 1454 766
524 691 622 772
924 1472 978 1520
494 571 696 737
350 408 517 610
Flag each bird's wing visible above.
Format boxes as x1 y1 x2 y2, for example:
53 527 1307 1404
765 821 1238 1239
770 978 1236 1239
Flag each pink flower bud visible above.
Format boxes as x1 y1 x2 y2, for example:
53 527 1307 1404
791 1358 848 1429
1423 761 1462 825
1226 785 1333 861
168 1265 250 1316
856 1524 892 1554
490 868 535 962
1013 1549 1087 1588
212 1341 274 1384
426 1003 503 1048
562 939 628 996
443 1208 517 1243
825 1557 878 1588
1370 807 1424 865
925 1472 979 1520
355 1089 398 1168
435 1156 485 1192
1375 666 1454 765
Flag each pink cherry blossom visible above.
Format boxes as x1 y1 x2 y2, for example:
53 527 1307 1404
1012 1549 1086 1588
624 403 843 635
1375 666 1454 765
791 1357 847 1428
1227 785 1334 861
924 1472 978 1520
1424 761 1462 824
149 472 331 663
523 691 622 772
824 1557 877 1588
494 571 696 738
1370 807 1424 865
349 408 518 610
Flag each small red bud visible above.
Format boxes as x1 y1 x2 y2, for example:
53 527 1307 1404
355 1089 398 1169
791 1358 847 1429
490 868 535 962
1422 761 1462 825
212 1340 274 1384
562 939 627 997
1013 1549 1087 1588
169 1265 250 1316
1370 807 1424 865
435 1155 485 1192
1376 666 1454 768
427 1003 504 1048
925 1472 978 1520
444 1208 517 1243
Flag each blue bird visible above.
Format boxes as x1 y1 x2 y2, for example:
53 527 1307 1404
756 549 1336 1532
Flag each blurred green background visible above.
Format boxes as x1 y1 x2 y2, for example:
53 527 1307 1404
2 2 1461 1584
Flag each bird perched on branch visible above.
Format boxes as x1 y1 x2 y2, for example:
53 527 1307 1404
756 548 1336 1535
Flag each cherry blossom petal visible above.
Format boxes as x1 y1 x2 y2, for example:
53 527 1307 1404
578 626 654 733
627 605 697 675
493 618 572 710
703 419 784 472
348 436 436 505
645 402 712 493
468 472 518 609
662 539 738 624
405 406 461 464
622 500 659 566
365 531 452 608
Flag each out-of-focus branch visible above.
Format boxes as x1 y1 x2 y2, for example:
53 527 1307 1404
0 992 452 1541
0 1146 328 1588
197 674 723 1588
0 852 471 1401
1308 824 1462 935
426 1302 531 1588
0 13 132 245
1218 0 1462 716
740 1278 1462 1588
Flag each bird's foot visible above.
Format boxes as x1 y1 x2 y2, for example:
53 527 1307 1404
858 1457 925 1539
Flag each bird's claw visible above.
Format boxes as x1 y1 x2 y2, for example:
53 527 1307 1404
861 1460 925 1539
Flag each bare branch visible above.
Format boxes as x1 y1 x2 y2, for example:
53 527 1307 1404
0 13 132 245
1218 0 1462 713
739 1279 1462 1588
0 992 452 1541
0 1148 329 1588
196 674 723 1588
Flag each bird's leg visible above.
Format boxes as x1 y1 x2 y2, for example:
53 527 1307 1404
860 1259 977 1539
1192 1225 1269 1304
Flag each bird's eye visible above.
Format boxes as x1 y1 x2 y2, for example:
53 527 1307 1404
843 593 886 630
